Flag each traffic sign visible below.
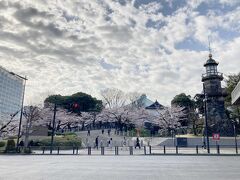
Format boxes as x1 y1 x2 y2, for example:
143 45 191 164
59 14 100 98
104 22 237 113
212 133 220 141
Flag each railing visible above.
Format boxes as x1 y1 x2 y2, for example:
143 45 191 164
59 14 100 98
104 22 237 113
14 144 239 156
202 72 223 79
232 81 240 105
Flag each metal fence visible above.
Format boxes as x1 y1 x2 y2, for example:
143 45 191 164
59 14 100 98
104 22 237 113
18 144 239 156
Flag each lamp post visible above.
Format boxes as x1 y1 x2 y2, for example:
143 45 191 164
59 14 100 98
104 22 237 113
231 119 238 154
15 74 27 151
50 101 57 154
203 83 210 153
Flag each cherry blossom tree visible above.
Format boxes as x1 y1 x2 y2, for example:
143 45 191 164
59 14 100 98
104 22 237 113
155 106 186 135
22 106 42 147
0 111 19 138
40 106 81 131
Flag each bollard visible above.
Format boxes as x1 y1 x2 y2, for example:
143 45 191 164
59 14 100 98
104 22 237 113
217 145 220 154
115 147 119 155
164 145 166 154
57 147 60 154
196 145 198 154
101 147 104 155
176 146 178 154
76 147 79 155
129 146 133 155
42 147 45 154
149 146 152 155
144 146 146 155
88 147 91 155
236 144 238 154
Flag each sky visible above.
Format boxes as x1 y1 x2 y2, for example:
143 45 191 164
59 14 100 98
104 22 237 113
0 0 240 106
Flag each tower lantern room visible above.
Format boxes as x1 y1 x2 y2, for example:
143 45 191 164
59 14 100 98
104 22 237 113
202 54 223 83
204 54 218 76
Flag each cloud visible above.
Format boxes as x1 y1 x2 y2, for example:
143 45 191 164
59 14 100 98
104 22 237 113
0 0 239 106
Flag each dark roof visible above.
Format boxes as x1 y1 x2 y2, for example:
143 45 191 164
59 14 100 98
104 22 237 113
204 54 218 67
145 100 164 110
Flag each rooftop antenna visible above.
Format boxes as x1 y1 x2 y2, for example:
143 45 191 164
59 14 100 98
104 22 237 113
208 35 212 58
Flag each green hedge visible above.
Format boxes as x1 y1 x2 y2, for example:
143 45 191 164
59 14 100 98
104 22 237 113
5 139 16 153
33 134 81 148
129 128 151 137
0 141 5 147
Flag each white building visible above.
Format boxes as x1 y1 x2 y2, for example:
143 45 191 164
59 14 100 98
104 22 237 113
232 81 240 105
0 66 25 123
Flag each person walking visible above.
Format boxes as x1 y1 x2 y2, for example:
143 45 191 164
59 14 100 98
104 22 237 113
86 137 89 147
87 130 90 136
108 138 113 149
135 137 141 149
102 129 104 134
108 129 111 136
100 140 104 147
95 136 99 149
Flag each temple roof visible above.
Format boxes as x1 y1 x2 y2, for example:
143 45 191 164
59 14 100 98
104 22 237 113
145 100 164 110
132 94 154 108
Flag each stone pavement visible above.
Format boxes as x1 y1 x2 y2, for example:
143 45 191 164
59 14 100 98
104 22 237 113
1 156 240 180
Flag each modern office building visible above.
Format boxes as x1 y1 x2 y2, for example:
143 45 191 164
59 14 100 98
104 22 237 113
0 66 25 123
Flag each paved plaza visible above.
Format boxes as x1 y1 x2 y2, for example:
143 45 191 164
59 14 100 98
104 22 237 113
0 155 240 180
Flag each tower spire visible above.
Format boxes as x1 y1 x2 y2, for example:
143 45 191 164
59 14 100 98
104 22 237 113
208 36 212 59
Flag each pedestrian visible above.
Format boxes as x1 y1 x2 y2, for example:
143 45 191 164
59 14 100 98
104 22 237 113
123 137 126 146
108 129 111 136
102 129 104 134
135 137 141 149
140 139 143 147
95 136 99 149
28 140 34 147
100 140 104 147
19 140 24 147
108 138 112 148
87 130 90 136
202 140 206 149
86 137 89 147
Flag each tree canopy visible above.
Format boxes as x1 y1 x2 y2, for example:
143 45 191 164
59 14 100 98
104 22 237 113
44 92 103 112
171 93 194 108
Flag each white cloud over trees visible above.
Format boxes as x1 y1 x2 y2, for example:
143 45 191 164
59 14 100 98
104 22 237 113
0 0 239 106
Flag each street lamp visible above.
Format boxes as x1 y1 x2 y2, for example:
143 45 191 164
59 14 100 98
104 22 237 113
230 117 238 154
50 100 57 154
14 73 27 151
203 83 210 153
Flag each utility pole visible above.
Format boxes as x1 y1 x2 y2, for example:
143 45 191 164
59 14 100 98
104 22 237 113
16 76 27 151
203 83 210 153
233 120 238 154
50 102 57 154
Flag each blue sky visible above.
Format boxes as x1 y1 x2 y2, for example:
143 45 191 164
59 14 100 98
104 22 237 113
0 0 240 105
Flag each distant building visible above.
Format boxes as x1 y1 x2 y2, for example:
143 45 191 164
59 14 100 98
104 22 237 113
231 81 240 105
0 66 25 123
145 100 164 110
202 54 233 136
132 94 164 111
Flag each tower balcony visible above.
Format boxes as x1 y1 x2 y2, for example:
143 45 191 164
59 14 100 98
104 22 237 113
202 72 223 81
232 81 240 105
